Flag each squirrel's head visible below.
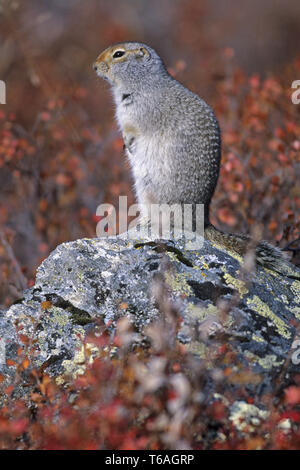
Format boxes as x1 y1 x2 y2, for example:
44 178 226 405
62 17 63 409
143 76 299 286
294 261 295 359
93 42 166 88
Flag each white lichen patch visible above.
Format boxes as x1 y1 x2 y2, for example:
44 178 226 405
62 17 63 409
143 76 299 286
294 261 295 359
101 270 113 278
229 401 269 433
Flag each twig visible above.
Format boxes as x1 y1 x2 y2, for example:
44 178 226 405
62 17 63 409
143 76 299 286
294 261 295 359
0 230 27 293
283 236 300 253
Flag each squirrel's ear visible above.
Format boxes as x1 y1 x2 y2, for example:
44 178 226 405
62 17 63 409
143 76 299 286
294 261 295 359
136 47 149 59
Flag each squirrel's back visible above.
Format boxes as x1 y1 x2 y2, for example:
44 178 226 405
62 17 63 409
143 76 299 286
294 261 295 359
113 70 221 225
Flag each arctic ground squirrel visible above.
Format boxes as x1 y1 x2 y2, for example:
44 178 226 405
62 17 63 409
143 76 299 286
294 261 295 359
93 41 299 278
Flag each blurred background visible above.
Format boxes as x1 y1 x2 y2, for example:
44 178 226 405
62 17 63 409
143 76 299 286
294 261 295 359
0 0 300 306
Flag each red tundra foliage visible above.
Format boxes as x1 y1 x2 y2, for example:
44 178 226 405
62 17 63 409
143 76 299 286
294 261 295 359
0 0 299 450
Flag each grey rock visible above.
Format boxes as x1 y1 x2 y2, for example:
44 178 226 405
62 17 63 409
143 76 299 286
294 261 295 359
1 235 300 399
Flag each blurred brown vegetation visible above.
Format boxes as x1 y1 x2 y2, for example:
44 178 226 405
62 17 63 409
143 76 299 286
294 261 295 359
0 290 300 450
0 0 300 307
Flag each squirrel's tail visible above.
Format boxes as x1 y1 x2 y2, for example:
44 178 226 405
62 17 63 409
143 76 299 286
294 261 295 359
204 224 300 279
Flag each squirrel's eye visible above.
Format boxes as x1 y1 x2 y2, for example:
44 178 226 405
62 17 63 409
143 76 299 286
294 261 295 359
113 50 125 58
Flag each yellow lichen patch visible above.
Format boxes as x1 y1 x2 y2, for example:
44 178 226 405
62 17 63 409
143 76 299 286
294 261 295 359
245 351 284 370
210 242 243 263
246 295 291 339
262 267 281 279
186 341 208 360
186 303 219 322
285 265 300 278
201 260 209 270
281 295 289 305
222 269 249 298
164 271 193 296
251 334 266 344
192 256 208 273
257 354 285 369
50 307 73 327
56 341 100 385
166 251 180 264
291 280 300 305
289 306 300 321
186 303 233 329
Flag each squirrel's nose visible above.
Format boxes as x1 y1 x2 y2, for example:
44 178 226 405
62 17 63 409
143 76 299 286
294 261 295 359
93 63 98 71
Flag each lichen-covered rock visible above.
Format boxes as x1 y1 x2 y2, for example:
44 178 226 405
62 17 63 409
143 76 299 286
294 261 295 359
1 235 300 398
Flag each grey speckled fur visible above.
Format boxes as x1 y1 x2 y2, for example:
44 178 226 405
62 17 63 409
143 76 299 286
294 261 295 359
94 42 299 278
94 42 220 224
